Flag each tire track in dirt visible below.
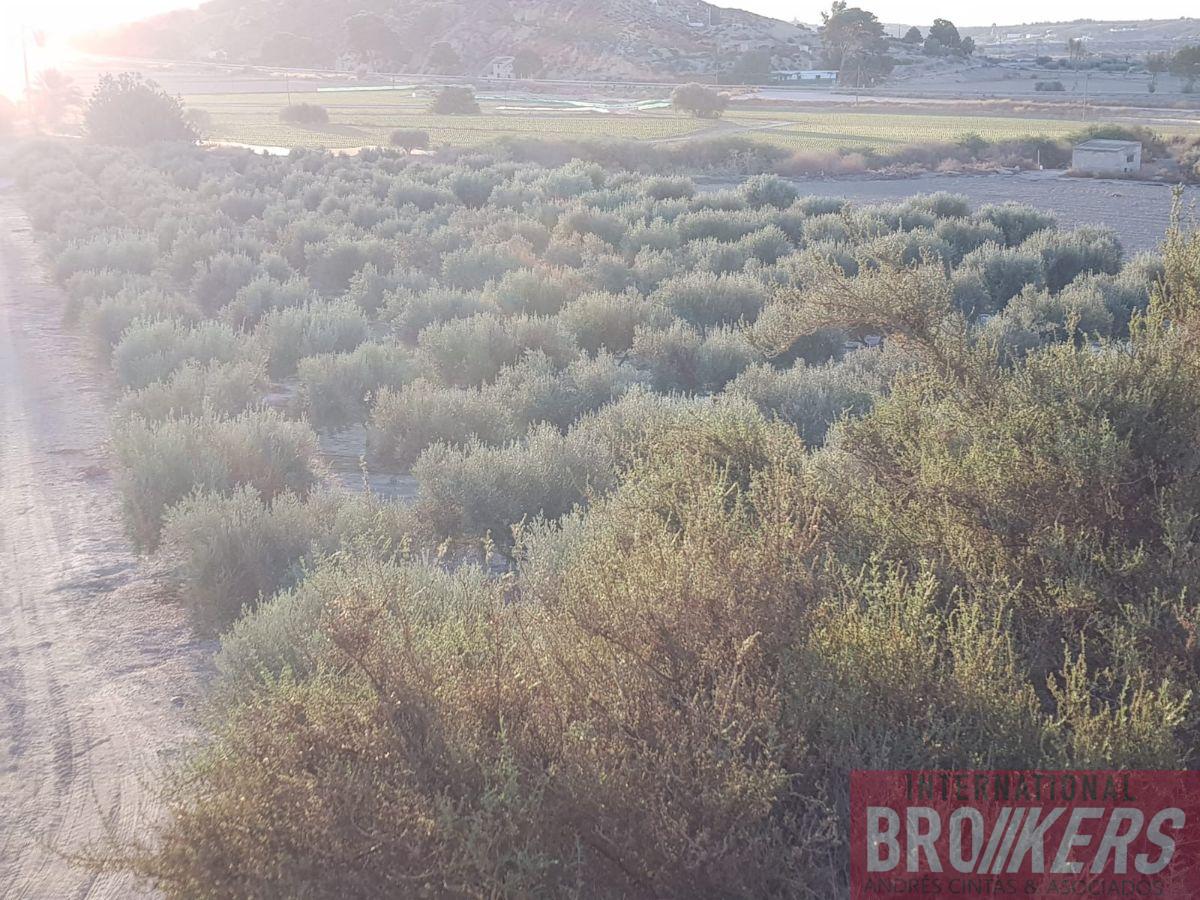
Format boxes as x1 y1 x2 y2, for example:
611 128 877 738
0 188 214 898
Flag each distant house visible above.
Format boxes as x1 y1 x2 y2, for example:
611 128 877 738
771 69 838 83
488 56 516 80
1071 139 1142 175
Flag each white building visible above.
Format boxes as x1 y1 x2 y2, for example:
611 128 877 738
771 69 838 83
488 56 516 80
1071 139 1142 175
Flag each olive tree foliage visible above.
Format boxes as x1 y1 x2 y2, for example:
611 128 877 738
11 137 1194 898
83 73 198 146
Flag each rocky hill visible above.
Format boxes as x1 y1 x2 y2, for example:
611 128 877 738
961 18 1200 58
84 0 818 81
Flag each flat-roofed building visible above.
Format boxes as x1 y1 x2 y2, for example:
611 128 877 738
1071 139 1142 175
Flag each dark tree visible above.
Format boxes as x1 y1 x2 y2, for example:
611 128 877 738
1171 45 1200 91
820 3 892 85
430 86 480 115
84 73 197 146
260 32 323 67
927 18 963 52
390 128 430 152
671 83 729 118
429 41 462 75
345 13 406 65
513 49 543 78
902 26 923 44
731 49 773 83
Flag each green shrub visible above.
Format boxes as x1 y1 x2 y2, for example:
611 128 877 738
486 351 645 430
78 288 197 356
740 174 798 209
631 321 763 393
384 287 485 338
84 73 198 145
113 408 319 549
559 290 665 355
256 300 371 378
298 343 417 430
429 86 481 115
977 202 1056 246
1022 226 1123 293
112 318 257 390
223 275 313 327
417 314 521 386
413 423 613 543
279 103 329 125
369 380 516 468
954 242 1046 315
115 359 266 423
482 267 584 316
389 128 430 152
651 272 767 329
161 486 321 630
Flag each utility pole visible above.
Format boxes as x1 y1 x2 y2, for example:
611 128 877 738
22 23 31 98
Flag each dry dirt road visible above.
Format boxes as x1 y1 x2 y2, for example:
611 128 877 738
0 187 213 898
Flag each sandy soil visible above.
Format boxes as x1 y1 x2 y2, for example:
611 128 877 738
0 187 213 898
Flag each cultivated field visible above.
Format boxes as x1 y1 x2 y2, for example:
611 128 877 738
9 130 1197 893
189 89 708 148
187 88 1154 153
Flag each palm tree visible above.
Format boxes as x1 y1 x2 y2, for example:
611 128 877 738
31 69 82 132
1066 38 1088 69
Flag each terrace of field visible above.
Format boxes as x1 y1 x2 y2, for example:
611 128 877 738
187 89 1174 154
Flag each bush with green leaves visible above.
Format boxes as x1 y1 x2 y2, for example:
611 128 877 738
161 486 321 630
389 128 430 153
298 342 417 430
651 272 767 329
279 103 329 125
368 379 517 468
412 423 614 544
429 86 480 115
84 73 198 146
256 299 371 378
670 82 729 119
740 174 798 209
112 318 258 390
631 320 763 394
977 202 1056 246
18 138 1199 900
1022 225 1123 293
725 348 904 446
113 408 320 549
115 359 266 423
953 242 1046 316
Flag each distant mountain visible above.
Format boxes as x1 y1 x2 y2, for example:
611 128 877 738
960 18 1200 56
83 0 819 81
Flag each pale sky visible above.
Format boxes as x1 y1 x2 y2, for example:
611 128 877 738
1 0 1196 99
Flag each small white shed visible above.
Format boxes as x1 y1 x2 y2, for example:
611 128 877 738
1071 139 1142 175
488 56 516 80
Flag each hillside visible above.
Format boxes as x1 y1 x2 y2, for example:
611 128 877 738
961 17 1200 57
83 0 818 81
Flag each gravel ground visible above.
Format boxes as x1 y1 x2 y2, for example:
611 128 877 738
0 186 214 899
